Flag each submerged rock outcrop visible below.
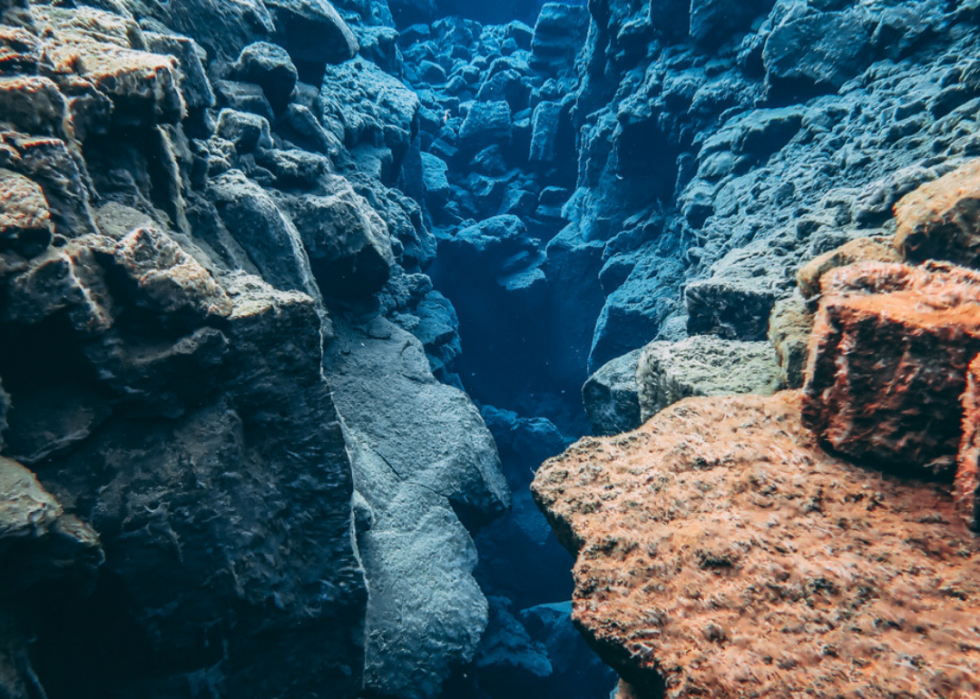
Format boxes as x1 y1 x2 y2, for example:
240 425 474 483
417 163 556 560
534 156 980 698
533 392 980 699
0 0 510 696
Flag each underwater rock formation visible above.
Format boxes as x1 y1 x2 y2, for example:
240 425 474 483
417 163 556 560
802 261 980 477
635 335 781 421
532 391 980 699
0 0 510 696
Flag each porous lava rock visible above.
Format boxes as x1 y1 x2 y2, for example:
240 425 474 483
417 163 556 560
582 349 642 437
636 335 781 421
768 296 813 390
796 237 902 300
956 355 980 531
895 157 980 268
532 391 980 699
802 261 980 477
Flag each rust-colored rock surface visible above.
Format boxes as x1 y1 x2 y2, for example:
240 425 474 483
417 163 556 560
796 237 901 299
532 392 980 699
803 261 980 476
956 355 980 531
895 158 980 267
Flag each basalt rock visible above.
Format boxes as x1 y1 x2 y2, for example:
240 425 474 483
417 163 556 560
957 355 980 531
767 295 813 390
637 335 782 421
796 237 902 300
582 349 642 437
324 316 509 699
895 157 980 268
803 261 980 477
532 391 980 699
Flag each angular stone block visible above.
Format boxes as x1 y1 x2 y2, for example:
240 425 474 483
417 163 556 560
803 261 980 476
895 157 980 268
637 334 781 421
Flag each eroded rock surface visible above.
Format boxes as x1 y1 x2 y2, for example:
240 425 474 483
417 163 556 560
803 261 980 477
636 335 781 421
533 392 980 699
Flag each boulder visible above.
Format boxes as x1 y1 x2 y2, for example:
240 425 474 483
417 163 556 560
208 170 321 301
532 391 980 699
0 132 98 238
458 100 512 153
689 0 777 46
33 273 367 698
232 41 298 114
264 0 358 75
895 157 980 268
324 316 510 699
0 76 70 139
803 261 980 477
215 109 274 152
320 60 420 183
0 455 103 595
582 349 642 436
213 80 275 121
530 3 589 75
529 100 561 165
421 151 450 205
685 277 777 340
439 215 534 268
31 6 185 127
763 9 875 94
796 237 902 299
767 296 813 390
278 181 394 299
110 227 234 325
636 335 782 421
144 31 215 111
0 168 53 256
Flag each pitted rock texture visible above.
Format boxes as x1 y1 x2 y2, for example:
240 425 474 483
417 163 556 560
956 354 980 531
896 156 980 268
582 349 642 436
324 315 510 699
802 261 980 477
532 391 980 699
796 237 902 300
636 335 781 421
768 296 813 390
0 0 510 695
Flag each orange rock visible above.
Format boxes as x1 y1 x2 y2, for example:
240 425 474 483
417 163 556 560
956 355 980 531
803 261 980 476
895 158 980 267
795 237 901 299
532 391 980 699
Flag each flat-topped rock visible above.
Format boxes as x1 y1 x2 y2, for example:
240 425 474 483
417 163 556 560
637 334 781 421
895 157 980 268
532 391 980 699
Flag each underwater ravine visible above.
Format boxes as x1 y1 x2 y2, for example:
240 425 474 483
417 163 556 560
4 0 980 697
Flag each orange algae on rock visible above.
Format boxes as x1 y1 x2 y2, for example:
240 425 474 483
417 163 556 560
802 261 980 477
895 157 980 267
532 391 980 699
957 355 980 531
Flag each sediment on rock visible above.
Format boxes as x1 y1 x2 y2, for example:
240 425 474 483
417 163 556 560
533 391 980 699
803 261 980 477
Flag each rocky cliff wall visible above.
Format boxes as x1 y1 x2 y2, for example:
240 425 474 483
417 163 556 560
0 0 512 697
